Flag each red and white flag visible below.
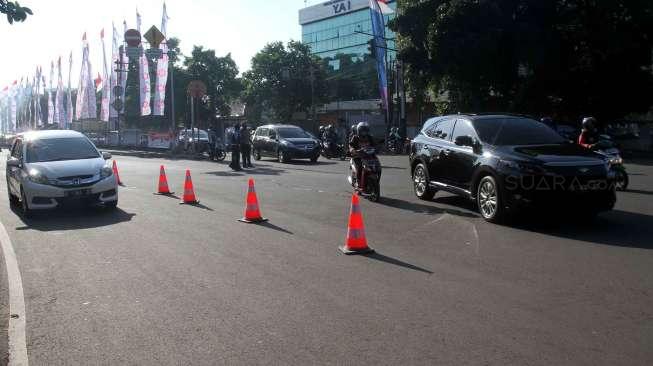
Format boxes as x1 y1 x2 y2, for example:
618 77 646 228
153 3 170 116
137 10 151 116
48 61 55 124
100 28 110 121
76 32 97 120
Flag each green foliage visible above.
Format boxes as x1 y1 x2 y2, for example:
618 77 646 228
1 0 32 24
391 0 653 122
243 41 327 122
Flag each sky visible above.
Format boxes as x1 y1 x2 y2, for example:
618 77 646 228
0 0 320 88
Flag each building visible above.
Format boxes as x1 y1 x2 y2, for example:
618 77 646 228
299 0 401 136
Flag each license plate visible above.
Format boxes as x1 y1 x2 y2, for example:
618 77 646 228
65 189 90 197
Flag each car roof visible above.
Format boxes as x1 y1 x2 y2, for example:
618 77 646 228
17 130 85 141
257 124 302 129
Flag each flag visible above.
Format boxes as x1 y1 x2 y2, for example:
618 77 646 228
369 0 389 112
55 56 65 127
109 22 119 119
153 2 170 116
100 28 110 121
76 32 98 120
137 10 151 116
48 61 55 124
10 80 17 132
67 52 73 126
121 21 129 112
377 0 394 14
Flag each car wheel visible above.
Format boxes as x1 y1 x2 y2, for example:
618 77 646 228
615 170 629 191
278 150 289 163
253 149 261 161
20 187 32 218
310 155 319 163
477 175 504 223
7 180 19 206
413 163 435 201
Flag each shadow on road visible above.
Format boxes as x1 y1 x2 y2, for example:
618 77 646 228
363 252 433 274
381 165 408 170
14 207 136 232
512 209 653 249
205 167 285 177
258 221 293 235
379 196 478 218
623 189 653 196
182 202 214 211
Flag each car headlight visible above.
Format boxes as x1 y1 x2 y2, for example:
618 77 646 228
100 166 113 178
609 156 623 165
28 169 51 185
498 160 546 175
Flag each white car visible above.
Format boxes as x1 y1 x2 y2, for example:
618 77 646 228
5 130 118 216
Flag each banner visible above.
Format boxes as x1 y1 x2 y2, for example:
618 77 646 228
121 21 128 112
10 80 17 133
55 56 65 127
153 3 169 116
147 132 174 149
137 10 151 116
67 52 73 127
369 0 389 112
48 62 54 123
76 33 97 120
34 66 42 127
100 28 110 122
109 23 119 119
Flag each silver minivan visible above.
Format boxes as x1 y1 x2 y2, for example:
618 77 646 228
5 130 118 216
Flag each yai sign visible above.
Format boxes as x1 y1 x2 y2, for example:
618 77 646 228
299 0 370 25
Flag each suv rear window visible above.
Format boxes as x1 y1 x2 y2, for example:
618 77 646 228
473 118 565 146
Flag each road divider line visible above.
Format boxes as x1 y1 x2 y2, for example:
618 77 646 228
0 219 29 366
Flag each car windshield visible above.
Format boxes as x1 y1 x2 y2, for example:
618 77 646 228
277 128 310 139
25 137 100 163
473 118 566 146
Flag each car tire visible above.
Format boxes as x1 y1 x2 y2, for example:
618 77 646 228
278 150 289 163
105 200 118 210
20 187 32 218
7 180 19 206
253 149 261 161
310 155 319 163
477 175 505 223
413 163 435 201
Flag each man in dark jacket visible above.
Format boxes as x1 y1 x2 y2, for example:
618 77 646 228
240 123 252 168
229 123 242 171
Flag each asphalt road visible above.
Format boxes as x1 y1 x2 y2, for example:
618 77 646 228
0 151 652 365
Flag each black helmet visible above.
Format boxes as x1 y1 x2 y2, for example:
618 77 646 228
327 124 334 132
582 117 597 130
357 122 370 137
319 126 325 132
351 125 357 134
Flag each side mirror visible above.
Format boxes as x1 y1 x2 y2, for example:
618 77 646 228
455 135 474 147
7 158 21 168
102 152 112 160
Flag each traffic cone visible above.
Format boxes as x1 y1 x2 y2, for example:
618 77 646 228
112 160 123 186
339 194 374 255
179 169 199 204
154 165 174 195
238 178 268 223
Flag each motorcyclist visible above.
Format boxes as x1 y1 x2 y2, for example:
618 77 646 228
349 122 375 189
325 125 337 150
318 126 325 142
578 116 600 149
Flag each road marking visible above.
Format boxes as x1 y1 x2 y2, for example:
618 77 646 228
0 219 29 366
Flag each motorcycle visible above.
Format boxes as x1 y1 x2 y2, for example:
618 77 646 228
593 135 628 191
321 140 346 161
385 136 404 154
347 146 382 202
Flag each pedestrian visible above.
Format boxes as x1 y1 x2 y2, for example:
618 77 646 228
240 123 252 168
229 123 242 171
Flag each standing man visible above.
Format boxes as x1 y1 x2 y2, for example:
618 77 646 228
240 123 252 168
229 123 242 171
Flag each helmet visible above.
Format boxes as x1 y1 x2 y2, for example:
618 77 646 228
351 125 357 134
319 126 325 132
582 117 597 131
357 122 370 137
327 124 334 132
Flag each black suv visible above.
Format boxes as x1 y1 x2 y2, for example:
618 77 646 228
409 114 616 222
252 124 320 163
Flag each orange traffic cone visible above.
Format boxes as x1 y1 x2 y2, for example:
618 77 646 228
112 160 123 186
339 194 374 255
179 169 199 204
238 178 268 223
154 165 174 195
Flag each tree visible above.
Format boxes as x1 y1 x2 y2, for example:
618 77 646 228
183 46 242 121
1 0 31 24
243 41 327 122
391 0 653 122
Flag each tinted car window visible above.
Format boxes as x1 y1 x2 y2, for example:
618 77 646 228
11 139 22 159
256 128 268 137
432 118 455 140
473 118 566 146
277 128 310 139
25 137 100 163
452 119 477 141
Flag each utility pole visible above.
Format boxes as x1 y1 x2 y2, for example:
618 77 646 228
397 60 407 139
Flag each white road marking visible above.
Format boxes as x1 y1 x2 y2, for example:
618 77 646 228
0 219 29 366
